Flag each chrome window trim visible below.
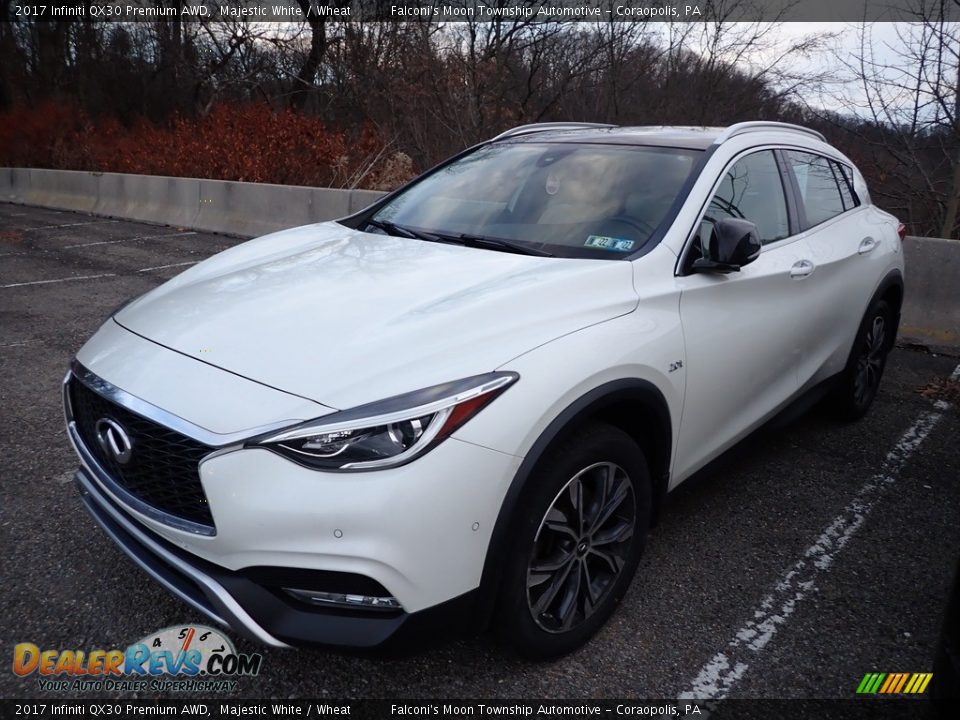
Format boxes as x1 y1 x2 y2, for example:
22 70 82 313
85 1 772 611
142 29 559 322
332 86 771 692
674 144 800 276
779 148 861 230
674 142 869 277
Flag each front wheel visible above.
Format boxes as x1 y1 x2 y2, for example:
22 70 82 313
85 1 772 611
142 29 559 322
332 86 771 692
496 423 651 659
830 298 893 420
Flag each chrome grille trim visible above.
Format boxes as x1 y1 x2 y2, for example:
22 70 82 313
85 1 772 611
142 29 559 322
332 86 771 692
69 358 294 448
67 415 217 537
65 366 217 536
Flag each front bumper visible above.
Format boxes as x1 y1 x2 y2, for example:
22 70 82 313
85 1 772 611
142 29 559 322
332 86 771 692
75 466 478 650
65 355 522 649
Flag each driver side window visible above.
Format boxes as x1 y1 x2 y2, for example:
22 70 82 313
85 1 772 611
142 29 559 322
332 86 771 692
698 150 790 252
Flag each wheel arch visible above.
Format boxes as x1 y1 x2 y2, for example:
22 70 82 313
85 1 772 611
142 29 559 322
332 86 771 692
873 268 904 350
472 378 672 629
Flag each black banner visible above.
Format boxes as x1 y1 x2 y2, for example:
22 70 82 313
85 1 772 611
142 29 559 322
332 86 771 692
4 0 960 24
0 699 950 720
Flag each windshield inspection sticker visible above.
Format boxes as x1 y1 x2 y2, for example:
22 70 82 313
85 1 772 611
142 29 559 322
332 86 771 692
585 235 635 252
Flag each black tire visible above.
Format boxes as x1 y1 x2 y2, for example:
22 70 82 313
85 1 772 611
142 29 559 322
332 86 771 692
495 422 651 659
830 298 893 421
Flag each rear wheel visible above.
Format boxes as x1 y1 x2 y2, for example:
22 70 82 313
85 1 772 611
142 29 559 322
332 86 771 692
496 423 651 658
831 298 893 420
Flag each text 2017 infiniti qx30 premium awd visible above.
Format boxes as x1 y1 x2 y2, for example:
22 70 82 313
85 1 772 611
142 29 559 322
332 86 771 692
65 122 905 657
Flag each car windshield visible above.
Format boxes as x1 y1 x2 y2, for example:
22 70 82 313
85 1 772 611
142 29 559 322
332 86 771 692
367 142 701 259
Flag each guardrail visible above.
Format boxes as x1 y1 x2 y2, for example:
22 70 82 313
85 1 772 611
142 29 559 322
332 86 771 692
1 167 957 348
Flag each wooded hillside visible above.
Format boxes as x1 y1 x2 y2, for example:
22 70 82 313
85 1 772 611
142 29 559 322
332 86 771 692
2 1 959 237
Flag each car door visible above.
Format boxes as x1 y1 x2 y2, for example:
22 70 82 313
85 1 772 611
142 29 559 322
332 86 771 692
672 149 815 482
779 150 885 388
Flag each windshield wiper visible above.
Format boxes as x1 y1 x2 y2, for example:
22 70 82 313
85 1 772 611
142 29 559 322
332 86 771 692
434 232 554 257
365 219 440 242
366 220 552 257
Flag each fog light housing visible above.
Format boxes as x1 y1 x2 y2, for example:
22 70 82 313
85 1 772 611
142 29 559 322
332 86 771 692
284 588 402 612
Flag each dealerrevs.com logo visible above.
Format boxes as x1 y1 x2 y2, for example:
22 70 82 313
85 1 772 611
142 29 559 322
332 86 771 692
13 625 263 693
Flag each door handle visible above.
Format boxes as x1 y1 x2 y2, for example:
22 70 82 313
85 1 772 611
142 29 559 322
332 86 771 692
858 236 878 255
790 259 815 279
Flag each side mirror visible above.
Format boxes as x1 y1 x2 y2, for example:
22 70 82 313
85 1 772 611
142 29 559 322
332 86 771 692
692 217 762 273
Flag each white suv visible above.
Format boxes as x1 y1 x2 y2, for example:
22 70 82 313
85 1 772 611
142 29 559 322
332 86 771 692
65 122 904 658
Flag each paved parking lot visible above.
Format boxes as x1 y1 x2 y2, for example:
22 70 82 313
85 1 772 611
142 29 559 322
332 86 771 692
1 201 959 702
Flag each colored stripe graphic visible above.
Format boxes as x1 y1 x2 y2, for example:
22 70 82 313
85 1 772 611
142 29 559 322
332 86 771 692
879 674 896 693
856 672 932 694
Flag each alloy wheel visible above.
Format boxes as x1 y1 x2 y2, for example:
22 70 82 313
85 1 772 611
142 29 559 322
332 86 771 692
526 462 636 633
853 314 887 407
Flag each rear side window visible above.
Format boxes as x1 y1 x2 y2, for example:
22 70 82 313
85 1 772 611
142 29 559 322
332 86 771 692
831 160 860 211
700 150 790 245
784 150 847 228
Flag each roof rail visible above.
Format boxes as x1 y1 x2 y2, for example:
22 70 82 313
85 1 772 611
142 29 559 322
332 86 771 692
490 122 617 142
715 121 826 144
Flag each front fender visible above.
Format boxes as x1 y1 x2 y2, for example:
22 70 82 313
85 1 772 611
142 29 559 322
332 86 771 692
452 309 684 629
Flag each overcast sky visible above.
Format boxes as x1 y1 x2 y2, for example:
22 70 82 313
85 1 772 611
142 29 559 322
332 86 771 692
719 22 913 112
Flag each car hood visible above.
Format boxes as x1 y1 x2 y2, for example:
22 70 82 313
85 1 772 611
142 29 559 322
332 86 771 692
115 222 638 409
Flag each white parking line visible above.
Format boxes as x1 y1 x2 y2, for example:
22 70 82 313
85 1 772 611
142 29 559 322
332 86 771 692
1 231 202 256
137 261 198 272
0 273 116 289
0 340 37 348
1 260 198 288
25 220 118 231
678 362 960 702
63 231 196 249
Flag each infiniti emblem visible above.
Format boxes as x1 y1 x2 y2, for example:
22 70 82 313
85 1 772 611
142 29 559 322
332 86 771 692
95 418 133 465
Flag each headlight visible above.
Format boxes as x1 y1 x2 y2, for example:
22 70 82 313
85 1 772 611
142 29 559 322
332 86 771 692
255 372 518 471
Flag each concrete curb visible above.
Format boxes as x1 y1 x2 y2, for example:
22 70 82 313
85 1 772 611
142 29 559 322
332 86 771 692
24 168 99 213
901 237 960 348
96 173 201 229
0 167 13 199
0 168 387 237
194 179 353 237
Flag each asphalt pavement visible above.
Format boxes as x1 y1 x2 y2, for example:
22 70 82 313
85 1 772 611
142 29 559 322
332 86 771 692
1 202 958 705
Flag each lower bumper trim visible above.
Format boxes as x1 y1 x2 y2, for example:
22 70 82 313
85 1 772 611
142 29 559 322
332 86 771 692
75 467 291 648
76 466 480 651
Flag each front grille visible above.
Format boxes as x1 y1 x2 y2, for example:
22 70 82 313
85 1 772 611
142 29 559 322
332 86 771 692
69 377 215 528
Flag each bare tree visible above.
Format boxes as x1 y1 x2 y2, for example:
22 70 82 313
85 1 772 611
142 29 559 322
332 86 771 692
0 0 19 110
289 0 352 109
819 2 960 237
3 0 954 217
